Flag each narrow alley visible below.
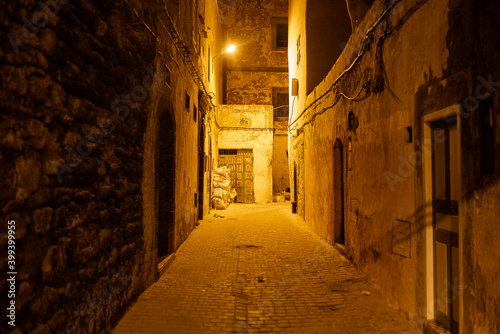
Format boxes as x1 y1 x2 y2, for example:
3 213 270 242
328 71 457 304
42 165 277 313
114 203 418 334
1 0 500 333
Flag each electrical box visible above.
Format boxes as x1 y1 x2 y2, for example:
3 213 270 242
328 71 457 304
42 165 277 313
291 78 299 96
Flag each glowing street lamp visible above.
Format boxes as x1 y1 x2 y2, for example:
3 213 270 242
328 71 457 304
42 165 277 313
213 45 236 60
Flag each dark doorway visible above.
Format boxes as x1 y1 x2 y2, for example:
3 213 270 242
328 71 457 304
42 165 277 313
198 113 205 220
431 116 460 334
333 138 345 245
157 109 176 258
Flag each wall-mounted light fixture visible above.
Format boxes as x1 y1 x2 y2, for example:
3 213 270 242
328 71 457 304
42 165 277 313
212 45 236 60
291 78 299 96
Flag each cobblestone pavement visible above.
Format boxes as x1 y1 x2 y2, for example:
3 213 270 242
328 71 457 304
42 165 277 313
114 203 419 334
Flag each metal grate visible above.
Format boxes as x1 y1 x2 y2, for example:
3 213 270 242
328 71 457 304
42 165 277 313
219 149 252 155
219 149 237 155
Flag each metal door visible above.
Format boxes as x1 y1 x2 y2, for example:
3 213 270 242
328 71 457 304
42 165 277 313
431 116 459 334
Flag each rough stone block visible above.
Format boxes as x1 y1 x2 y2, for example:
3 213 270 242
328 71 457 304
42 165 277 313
0 119 25 150
14 151 41 200
31 49 48 70
0 65 27 95
99 229 112 251
27 75 51 100
38 28 57 55
22 118 49 149
17 281 34 311
33 207 53 234
71 227 99 264
0 160 17 201
41 245 66 282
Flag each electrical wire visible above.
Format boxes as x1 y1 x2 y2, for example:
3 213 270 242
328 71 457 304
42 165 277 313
219 127 274 131
216 105 290 113
123 0 159 41
339 85 367 101
289 96 296 123
288 39 368 129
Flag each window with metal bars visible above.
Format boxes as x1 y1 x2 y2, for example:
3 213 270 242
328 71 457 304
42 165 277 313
272 18 288 51
219 149 237 155
276 23 288 48
219 149 252 155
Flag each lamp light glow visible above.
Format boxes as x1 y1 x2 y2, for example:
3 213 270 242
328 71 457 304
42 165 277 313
212 45 237 60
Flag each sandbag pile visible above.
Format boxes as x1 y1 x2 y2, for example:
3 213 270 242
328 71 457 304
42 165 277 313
212 166 237 209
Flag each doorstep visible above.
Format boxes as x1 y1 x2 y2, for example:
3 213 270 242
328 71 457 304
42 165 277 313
158 253 176 277
425 320 452 334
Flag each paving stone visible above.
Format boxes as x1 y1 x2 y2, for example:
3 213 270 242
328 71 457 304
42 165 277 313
113 203 419 334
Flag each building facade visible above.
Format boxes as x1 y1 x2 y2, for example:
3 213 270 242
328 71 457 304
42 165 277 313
288 0 500 333
218 0 290 200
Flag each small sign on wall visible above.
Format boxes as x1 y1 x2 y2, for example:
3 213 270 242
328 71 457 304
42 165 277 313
392 219 411 258
240 117 249 126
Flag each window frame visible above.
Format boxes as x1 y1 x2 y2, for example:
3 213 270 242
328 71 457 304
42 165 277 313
271 17 288 51
272 87 289 121
185 92 191 112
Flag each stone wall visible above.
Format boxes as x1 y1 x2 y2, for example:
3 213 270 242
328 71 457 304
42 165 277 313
0 0 222 333
0 1 156 332
288 0 500 332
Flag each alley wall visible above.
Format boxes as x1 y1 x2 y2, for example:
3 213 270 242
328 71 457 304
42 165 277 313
0 0 223 333
288 0 500 332
0 1 156 332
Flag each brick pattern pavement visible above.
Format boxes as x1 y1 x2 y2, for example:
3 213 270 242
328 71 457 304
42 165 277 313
113 203 419 334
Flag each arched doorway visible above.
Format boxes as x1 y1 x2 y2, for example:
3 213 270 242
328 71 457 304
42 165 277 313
333 138 345 245
157 109 176 258
198 114 205 220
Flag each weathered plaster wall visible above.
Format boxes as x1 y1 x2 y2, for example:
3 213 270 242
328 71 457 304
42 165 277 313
289 0 500 332
217 105 274 203
195 1 223 222
144 0 224 285
218 0 288 105
226 71 289 105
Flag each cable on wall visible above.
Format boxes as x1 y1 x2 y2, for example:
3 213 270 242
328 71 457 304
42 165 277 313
216 105 290 113
123 0 160 41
